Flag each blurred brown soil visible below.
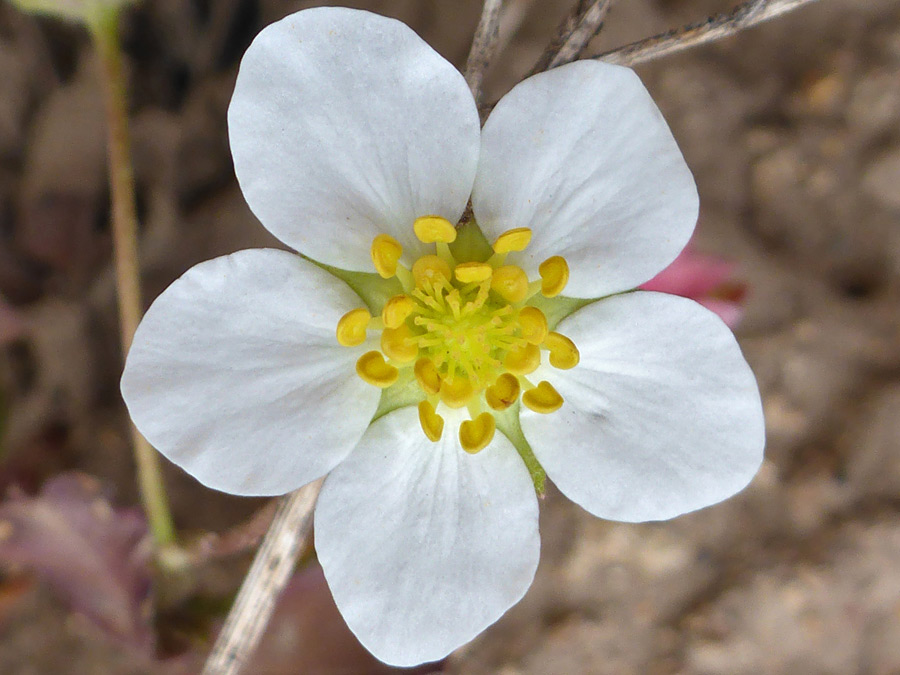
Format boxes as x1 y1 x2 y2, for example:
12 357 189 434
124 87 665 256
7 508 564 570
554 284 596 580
1 0 900 673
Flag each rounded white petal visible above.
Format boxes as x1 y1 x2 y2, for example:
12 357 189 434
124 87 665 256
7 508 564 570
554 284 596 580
472 61 699 298
522 292 764 522
121 249 380 496
228 7 480 270
315 406 539 667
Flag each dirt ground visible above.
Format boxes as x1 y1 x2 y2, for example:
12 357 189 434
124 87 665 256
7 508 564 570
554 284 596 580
1 0 900 673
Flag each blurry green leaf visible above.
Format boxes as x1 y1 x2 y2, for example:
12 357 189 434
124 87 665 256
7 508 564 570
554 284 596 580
9 0 137 28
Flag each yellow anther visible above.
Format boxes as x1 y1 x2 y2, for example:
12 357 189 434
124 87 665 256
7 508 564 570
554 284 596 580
539 256 569 297
544 331 580 370
518 306 548 345
413 215 457 244
522 381 564 414
491 265 529 303
439 376 475 409
381 325 418 363
371 234 403 279
492 227 532 254
356 351 399 388
485 373 521 411
414 358 442 396
418 400 444 442
336 308 371 346
503 342 541 376
454 262 493 284
382 294 415 329
412 255 452 288
459 413 496 454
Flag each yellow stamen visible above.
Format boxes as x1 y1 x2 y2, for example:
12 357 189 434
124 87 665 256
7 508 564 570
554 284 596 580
435 241 454 266
518 306 548 345
440 376 474 409
417 400 444 442
485 373 521 411
412 255 452 288
336 308 371 346
356 351 399 388
361 224 575 440
522 381 564 413
459 413 496 453
491 265 529 303
413 215 457 244
381 324 418 363
371 234 403 279
382 294 415 329
454 262 493 284
544 331 580 369
492 227 532 254
539 256 569 297
504 342 541 375
414 358 442 396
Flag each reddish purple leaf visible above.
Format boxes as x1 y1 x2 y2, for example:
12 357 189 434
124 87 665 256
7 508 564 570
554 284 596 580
0 472 154 653
640 245 747 327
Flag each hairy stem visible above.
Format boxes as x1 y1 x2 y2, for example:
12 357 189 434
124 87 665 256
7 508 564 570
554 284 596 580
201 479 323 675
465 0 505 107
90 10 176 547
595 0 822 66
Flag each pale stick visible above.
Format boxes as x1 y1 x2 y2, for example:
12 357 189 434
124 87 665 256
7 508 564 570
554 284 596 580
595 0 822 67
544 0 612 71
494 0 540 60
549 0 612 68
201 479 322 675
465 0 505 105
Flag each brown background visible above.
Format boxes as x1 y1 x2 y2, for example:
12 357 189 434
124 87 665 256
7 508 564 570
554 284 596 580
1 0 900 672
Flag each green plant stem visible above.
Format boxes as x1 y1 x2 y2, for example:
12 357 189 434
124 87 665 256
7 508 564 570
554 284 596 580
90 10 176 547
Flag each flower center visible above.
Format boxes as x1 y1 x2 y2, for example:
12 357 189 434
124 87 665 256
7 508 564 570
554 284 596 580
411 272 521 389
335 215 579 453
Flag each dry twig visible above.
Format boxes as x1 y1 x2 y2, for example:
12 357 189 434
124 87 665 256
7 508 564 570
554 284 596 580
549 0 611 69
531 0 611 74
595 0 822 67
465 0 505 105
201 479 323 675
493 0 541 61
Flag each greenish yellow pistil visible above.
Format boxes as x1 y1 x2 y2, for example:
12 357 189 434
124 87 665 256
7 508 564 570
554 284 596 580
335 215 580 453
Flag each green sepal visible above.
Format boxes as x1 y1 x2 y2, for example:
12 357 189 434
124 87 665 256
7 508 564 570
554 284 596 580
531 288 641 330
371 367 422 425
306 256 403 315
527 293 595 331
449 219 493 263
305 218 604 496
495 403 546 496
452 218 603 330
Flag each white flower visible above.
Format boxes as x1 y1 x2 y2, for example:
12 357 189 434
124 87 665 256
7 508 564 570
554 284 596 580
120 7 765 667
